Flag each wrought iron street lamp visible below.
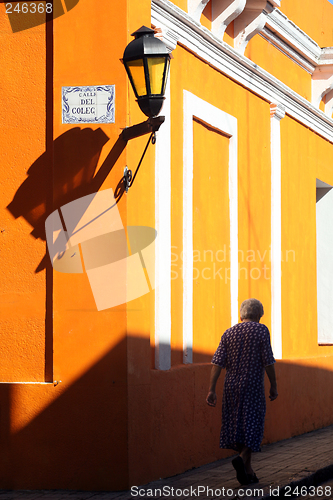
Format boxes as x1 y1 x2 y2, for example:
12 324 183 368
121 26 171 191
122 26 170 118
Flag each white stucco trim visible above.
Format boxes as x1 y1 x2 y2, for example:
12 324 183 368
154 25 179 51
270 103 285 360
312 64 333 109
211 0 246 40
0 382 60 385
183 90 238 364
151 0 333 143
233 0 267 55
155 75 172 370
325 89 333 119
316 178 333 345
235 12 267 54
259 27 316 74
187 0 209 22
263 6 321 69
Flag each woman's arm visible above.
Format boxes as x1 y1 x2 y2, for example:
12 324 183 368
206 364 222 407
265 364 278 401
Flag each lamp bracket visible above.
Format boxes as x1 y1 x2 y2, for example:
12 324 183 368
121 116 165 142
124 130 156 192
122 116 164 192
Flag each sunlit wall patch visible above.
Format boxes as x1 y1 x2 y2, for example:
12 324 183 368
45 189 157 310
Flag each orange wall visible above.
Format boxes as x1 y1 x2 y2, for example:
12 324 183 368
170 45 272 352
192 121 231 358
126 358 333 484
281 116 333 359
0 0 150 491
172 0 333 49
166 0 333 106
126 31 333 486
245 35 311 102
280 0 333 48
0 2 47 382
2 0 333 492
52 0 129 384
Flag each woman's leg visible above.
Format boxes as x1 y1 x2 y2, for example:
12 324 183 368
239 446 254 475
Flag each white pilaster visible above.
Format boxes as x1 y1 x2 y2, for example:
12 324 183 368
270 102 285 360
155 75 172 370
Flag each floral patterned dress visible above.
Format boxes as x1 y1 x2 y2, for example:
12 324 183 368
211 321 275 452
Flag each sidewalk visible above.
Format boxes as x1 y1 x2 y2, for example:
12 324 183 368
0 425 332 500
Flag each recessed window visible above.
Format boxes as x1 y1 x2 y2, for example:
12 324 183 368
316 178 333 344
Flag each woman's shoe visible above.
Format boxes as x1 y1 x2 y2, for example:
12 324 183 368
231 456 249 485
248 473 259 484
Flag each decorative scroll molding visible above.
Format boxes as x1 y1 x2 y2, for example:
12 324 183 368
319 47 333 65
211 0 246 40
186 0 328 78
312 49 333 112
270 102 286 120
312 66 333 109
324 89 333 119
151 0 333 143
154 25 179 51
188 0 210 22
234 0 268 54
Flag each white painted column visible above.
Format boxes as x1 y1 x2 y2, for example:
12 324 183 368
155 75 172 370
183 91 194 364
270 102 285 360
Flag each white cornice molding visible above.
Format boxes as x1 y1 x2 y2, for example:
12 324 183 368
260 27 316 74
263 7 321 68
319 47 333 65
187 0 322 72
313 48 333 116
151 0 333 142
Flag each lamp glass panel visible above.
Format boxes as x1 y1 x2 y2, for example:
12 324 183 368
147 57 166 95
127 59 147 97
162 58 170 95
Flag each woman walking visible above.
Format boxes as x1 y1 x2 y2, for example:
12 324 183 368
206 298 278 485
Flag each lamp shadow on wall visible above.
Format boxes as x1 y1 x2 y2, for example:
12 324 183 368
6 127 128 382
6 127 128 274
0 336 333 491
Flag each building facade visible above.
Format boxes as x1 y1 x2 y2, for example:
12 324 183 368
1 0 333 491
